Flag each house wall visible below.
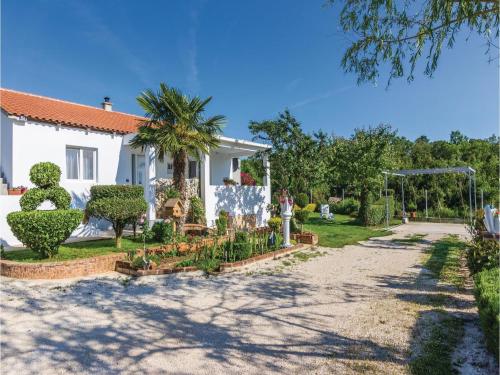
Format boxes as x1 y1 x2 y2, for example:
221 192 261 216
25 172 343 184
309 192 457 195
209 152 231 185
0 111 13 185
204 185 271 227
11 120 129 205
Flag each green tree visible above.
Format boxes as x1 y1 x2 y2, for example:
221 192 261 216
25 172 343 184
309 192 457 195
131 83 225 232
249 110 328 196
332 124 397 225
329 0 499 84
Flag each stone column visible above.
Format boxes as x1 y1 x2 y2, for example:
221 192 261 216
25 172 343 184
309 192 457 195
263 155 272 226
280 195 293 248
145 146 156 224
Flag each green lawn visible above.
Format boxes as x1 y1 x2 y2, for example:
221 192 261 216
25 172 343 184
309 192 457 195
2 237 160 263
303 212 393 248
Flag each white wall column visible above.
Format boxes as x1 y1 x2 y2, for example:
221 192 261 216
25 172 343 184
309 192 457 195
263 155 271 226
200 152 211 224
145 146 156 224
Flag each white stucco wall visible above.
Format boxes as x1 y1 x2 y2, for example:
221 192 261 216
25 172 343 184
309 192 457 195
0 111 13 185
11 120 129 206
204 185 271 228
210 152 232 185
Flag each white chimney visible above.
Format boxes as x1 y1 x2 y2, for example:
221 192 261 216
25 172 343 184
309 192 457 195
102 96 112 111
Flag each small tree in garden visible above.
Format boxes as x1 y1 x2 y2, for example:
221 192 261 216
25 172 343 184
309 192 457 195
295 193 309 209
85 185 147 248
7 162 83 258
294 209 310 233
215 210 228 235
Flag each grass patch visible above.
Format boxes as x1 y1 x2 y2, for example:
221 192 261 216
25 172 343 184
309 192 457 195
423 235 467 288
293 250 324 262
409 312 464 375
392 233 427 244
2 237 161 263
303 213 392 248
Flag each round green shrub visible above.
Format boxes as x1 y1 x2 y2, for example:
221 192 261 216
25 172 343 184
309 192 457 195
20 186 71 211
7 210 83 258
151 221 174 243
294 209 310 225
29 162 61 188
86 187 148 249
295 193 309 209
267 217 282 232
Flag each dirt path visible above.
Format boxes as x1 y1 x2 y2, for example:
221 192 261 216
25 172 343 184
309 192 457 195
0 223 496 374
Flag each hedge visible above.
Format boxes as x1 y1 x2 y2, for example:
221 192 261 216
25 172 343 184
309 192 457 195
473 268 499 357
7 210 83 258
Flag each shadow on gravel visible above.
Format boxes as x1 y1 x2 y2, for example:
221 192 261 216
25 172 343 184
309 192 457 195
0 272 406 374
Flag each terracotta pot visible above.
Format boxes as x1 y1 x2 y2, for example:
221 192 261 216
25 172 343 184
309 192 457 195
8 189 23 196
410 211 417 218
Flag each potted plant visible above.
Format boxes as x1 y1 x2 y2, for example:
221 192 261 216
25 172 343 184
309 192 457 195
8 186 27 195
407 202 417 219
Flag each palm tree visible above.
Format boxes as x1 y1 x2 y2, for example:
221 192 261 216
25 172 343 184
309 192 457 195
131 83 225 232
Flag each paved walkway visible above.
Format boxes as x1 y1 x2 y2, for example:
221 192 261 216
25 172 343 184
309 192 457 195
0 223 496 374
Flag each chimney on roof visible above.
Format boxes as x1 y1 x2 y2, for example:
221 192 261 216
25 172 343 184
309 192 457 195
102 96 112 111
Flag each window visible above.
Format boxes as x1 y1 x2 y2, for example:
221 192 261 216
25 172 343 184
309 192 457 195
232 158 239 172
66 147 97 181
167 163 173 171
188 161 197 179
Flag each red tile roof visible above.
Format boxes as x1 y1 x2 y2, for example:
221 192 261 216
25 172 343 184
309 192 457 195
0 88 144 134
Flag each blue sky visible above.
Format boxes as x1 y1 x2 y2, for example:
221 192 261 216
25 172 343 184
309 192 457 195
1 0 498 141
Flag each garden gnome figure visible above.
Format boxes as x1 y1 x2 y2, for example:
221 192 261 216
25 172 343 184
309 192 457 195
280 189 293 248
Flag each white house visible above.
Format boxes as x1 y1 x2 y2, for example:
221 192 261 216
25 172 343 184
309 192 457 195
0 88 271 247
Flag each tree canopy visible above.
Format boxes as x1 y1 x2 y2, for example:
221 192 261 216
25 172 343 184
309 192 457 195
329 0 499 85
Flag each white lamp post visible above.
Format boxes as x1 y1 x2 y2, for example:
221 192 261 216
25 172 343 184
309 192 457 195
280 189 293 248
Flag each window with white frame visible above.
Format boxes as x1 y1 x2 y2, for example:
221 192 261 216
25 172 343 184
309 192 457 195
66 147 97 181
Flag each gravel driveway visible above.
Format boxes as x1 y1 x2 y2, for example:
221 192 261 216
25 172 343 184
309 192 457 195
0 223 495 374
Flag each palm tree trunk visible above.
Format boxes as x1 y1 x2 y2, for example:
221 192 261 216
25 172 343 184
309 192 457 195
173 149 187 233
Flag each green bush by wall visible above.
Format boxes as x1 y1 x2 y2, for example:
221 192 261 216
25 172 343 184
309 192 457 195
7 162 82 258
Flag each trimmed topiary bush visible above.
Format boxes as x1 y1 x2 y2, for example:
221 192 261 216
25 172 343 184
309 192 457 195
7 210 83 258
7 162 82 258
330 198 360 215
365 204 385 225
295 193 309 209
20 186 71 211
29 162 61 188
85 185 147 248
294 209 310 232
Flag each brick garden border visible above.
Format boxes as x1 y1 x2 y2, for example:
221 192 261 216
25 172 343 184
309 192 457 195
0 253 127 280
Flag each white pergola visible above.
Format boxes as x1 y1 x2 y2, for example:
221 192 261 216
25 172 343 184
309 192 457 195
382 166 477 228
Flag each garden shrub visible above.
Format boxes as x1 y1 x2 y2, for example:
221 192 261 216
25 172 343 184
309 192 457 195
29 162 61 188
473 268 499 357
215 210 228 235
7 210 83 258
188 196 205 224
7 162 82 258
330 198 360 215
466 215 499 274
232 231 252 260
365 204 385 225
86 185 147 248
267 217 281 232
151 221 174 243
294 209 310 225
295 193 309 209
141 221 155 243
20 186 71 211
290 217 299 233
304 203 317 212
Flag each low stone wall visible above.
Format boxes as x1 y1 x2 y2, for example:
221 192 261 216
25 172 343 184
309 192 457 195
0 253 126 280
291 232 319 245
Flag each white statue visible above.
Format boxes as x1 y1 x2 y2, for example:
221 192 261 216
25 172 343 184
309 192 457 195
484 205 500 235
280 189 293 248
